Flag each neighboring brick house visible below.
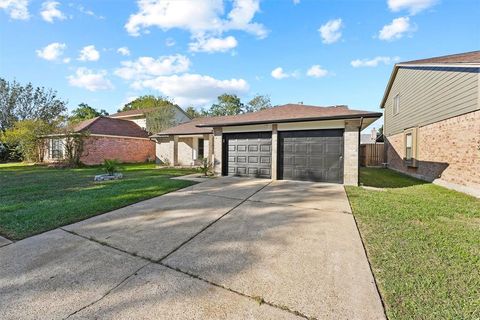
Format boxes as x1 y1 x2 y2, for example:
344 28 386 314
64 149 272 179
380 51 480 197
151 104 381 185
43 116 155 165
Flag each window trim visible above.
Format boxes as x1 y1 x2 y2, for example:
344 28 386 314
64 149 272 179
403 127 418 167
50 138 64 159
393 93 400 115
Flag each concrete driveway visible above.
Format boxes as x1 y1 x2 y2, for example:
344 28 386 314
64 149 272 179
0 177 385 320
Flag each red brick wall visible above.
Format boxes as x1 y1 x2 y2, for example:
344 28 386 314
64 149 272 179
386 110 480 195
81 136 155 165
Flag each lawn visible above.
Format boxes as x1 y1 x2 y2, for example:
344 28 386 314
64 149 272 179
346 168 480 320
0 163 198 240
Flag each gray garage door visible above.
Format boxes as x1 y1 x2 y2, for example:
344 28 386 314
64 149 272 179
278 129 344 183
224 132 272 178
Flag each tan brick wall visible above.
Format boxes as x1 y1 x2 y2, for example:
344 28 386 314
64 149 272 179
177 137 194 166
213 128 223 175
387 110 480 196
344 122 360 185
81 136 155 165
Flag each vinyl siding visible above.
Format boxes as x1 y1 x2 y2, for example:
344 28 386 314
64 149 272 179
384 66 479 136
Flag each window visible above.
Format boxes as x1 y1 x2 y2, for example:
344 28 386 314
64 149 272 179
393 94 400 115
405 133 413 160
198 138 205 159
51 139 63 159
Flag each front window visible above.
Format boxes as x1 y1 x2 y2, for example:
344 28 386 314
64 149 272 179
51 139 63 159
393 94 400 115
405 133 413 160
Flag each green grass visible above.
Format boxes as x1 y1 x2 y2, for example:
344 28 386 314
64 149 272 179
346 168 480 320
0 162 198 240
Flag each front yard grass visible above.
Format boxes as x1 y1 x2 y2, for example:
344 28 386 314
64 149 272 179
0 163 198 240
346 168 480 320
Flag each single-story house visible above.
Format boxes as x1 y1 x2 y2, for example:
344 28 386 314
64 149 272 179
43 116 155 165
151 104 382 185
381 50 480 197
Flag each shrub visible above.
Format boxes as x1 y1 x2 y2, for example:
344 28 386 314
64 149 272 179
199 157 213 176
103 159 120 175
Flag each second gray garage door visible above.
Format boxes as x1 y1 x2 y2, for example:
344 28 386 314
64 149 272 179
278 129 344 183
224 132 272 178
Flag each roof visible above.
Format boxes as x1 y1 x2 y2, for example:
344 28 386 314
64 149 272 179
380 51 480 108
110 105 192 120
196 104 381 127
151 118 212 137
400 51 480 65
152 104 381 136
73 116 150 138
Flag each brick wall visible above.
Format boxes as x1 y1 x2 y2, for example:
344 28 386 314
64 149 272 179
387 110 480 196
81 136 155 165
344 121 360 185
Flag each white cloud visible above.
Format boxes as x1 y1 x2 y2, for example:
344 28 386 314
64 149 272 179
117 47 131 56
293 0 300 4
379 17 415 41
165 37 176 47
318 18 343 44
70 3 104 19
0 0 30 20
271 67 289 79
36 42 66 61
189 35 238 53
78 45 100 61
115 54 191 80
40 1 65 23
125 0 267 39
351 56 400 67
67 68 113 91
132 73 249 106
388 0 438 15
306 65 328 78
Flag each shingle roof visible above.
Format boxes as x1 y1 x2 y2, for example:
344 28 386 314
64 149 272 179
152 104 381 136
109 108 154 118
400 51 480 65
73 116 150 138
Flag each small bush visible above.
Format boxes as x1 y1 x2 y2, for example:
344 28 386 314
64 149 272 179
198 157 213 176
103 159 120 175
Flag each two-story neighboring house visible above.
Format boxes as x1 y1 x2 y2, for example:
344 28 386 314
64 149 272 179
381 51 480 197
109 106 191 130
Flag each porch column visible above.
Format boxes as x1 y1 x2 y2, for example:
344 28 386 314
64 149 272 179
344 120 361 185
170 135 178 166
203 133 212 163
213 127 223 176
271 124 278 180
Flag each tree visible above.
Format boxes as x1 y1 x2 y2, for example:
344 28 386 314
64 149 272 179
205 94 244 116
184 106 201 119
145 105 176 134
1 119 57 162
69 103 108 124
0 78 67 131
120 95 179 112
246 94 272 113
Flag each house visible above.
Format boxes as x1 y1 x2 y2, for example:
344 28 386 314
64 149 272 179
109 106 191 130
380 51 480 197
43 116 155 165
360 128 378 144
151 104 381 185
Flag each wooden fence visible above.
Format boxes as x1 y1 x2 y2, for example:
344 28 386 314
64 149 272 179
360 143 385 167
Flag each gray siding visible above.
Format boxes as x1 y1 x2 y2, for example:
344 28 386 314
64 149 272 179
384 66 479 136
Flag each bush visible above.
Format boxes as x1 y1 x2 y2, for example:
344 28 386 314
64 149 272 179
199 157 213 176
103 159 120 175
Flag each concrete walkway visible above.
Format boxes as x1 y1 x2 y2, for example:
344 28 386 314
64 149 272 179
0 177 385 320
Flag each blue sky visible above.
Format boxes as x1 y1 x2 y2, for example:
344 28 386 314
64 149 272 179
1 0 479 131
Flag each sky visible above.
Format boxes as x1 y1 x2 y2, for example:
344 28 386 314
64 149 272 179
1 0 479 132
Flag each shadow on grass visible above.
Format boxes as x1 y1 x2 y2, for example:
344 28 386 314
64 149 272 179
359 167 427 188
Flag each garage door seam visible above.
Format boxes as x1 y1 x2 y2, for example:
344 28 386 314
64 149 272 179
158 181 273 262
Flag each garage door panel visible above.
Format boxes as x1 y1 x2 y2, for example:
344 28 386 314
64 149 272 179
279 129 344 183
225 132 272 179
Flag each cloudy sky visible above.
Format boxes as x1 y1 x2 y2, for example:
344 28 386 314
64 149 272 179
0 0 478 129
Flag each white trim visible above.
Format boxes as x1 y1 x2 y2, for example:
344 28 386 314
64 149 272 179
278 119 345 131
397 63 480 68
222 124 272 133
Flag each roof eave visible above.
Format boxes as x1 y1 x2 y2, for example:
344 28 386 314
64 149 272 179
196 113 383 128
